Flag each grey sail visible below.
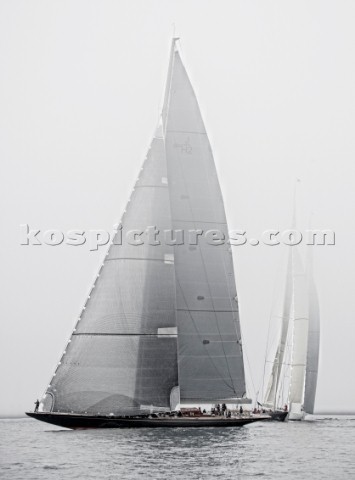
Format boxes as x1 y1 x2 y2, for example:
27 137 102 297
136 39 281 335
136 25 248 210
303 249 320 414
163 42 247 403
41 127 178 416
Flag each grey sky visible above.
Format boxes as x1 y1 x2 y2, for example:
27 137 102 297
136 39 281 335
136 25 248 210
1 0 354 415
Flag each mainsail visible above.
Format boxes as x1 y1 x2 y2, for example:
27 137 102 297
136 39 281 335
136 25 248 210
288 247 309 418
39 39 248 416
303 249 320 414
263 249 293 408
163 41 247 403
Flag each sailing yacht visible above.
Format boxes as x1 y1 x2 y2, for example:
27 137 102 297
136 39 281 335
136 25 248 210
262 245 320 421
26 40 267 429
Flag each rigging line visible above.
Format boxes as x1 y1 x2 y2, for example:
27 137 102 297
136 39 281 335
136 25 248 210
162 39 176 133
278 351 292 408
219 239 247 389
259 247 286 404
288 244 297 404
242 339 257 399
281 315 294 406
188 224 237 391
271 249 293 407
261 304 278 403
266 360 303 367
223 240 254 396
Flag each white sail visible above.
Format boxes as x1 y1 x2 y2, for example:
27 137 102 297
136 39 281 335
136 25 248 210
263 250 293 408
288 247 309 420
263 243 320 419
163 42 247 403
303 248 320 414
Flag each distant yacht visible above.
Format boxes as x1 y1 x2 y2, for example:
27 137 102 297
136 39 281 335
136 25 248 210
262 244 320 421
26 39 267 429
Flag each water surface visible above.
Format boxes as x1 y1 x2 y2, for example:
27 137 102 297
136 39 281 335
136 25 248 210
0 416 354 479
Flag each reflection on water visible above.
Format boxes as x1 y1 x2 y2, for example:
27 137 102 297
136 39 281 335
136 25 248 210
1 418 354 479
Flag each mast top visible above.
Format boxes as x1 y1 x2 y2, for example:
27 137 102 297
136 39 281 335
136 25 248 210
172 37 180 52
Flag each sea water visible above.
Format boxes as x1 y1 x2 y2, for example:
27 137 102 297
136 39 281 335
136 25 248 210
0 416 354 479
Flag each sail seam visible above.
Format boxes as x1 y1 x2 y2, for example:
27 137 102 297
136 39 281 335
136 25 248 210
106 258 167 262
177 308 238 313
172 219 227 225
72 333 177 337
135 185 168 188
167 130 206 135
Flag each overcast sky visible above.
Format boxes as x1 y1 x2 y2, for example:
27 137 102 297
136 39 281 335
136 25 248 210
1 0 354 415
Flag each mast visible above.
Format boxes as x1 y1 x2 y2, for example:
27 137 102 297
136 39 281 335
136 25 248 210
162 38 179 134
162 42 248 404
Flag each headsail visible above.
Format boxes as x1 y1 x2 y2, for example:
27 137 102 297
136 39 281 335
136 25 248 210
42 128 178 416
163 41 247 403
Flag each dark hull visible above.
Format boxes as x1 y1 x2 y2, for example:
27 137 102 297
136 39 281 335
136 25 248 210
269 411 288 422
26 412 270 429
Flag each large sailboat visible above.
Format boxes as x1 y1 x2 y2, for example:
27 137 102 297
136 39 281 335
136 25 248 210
26 40 267 429
262 245 320 421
